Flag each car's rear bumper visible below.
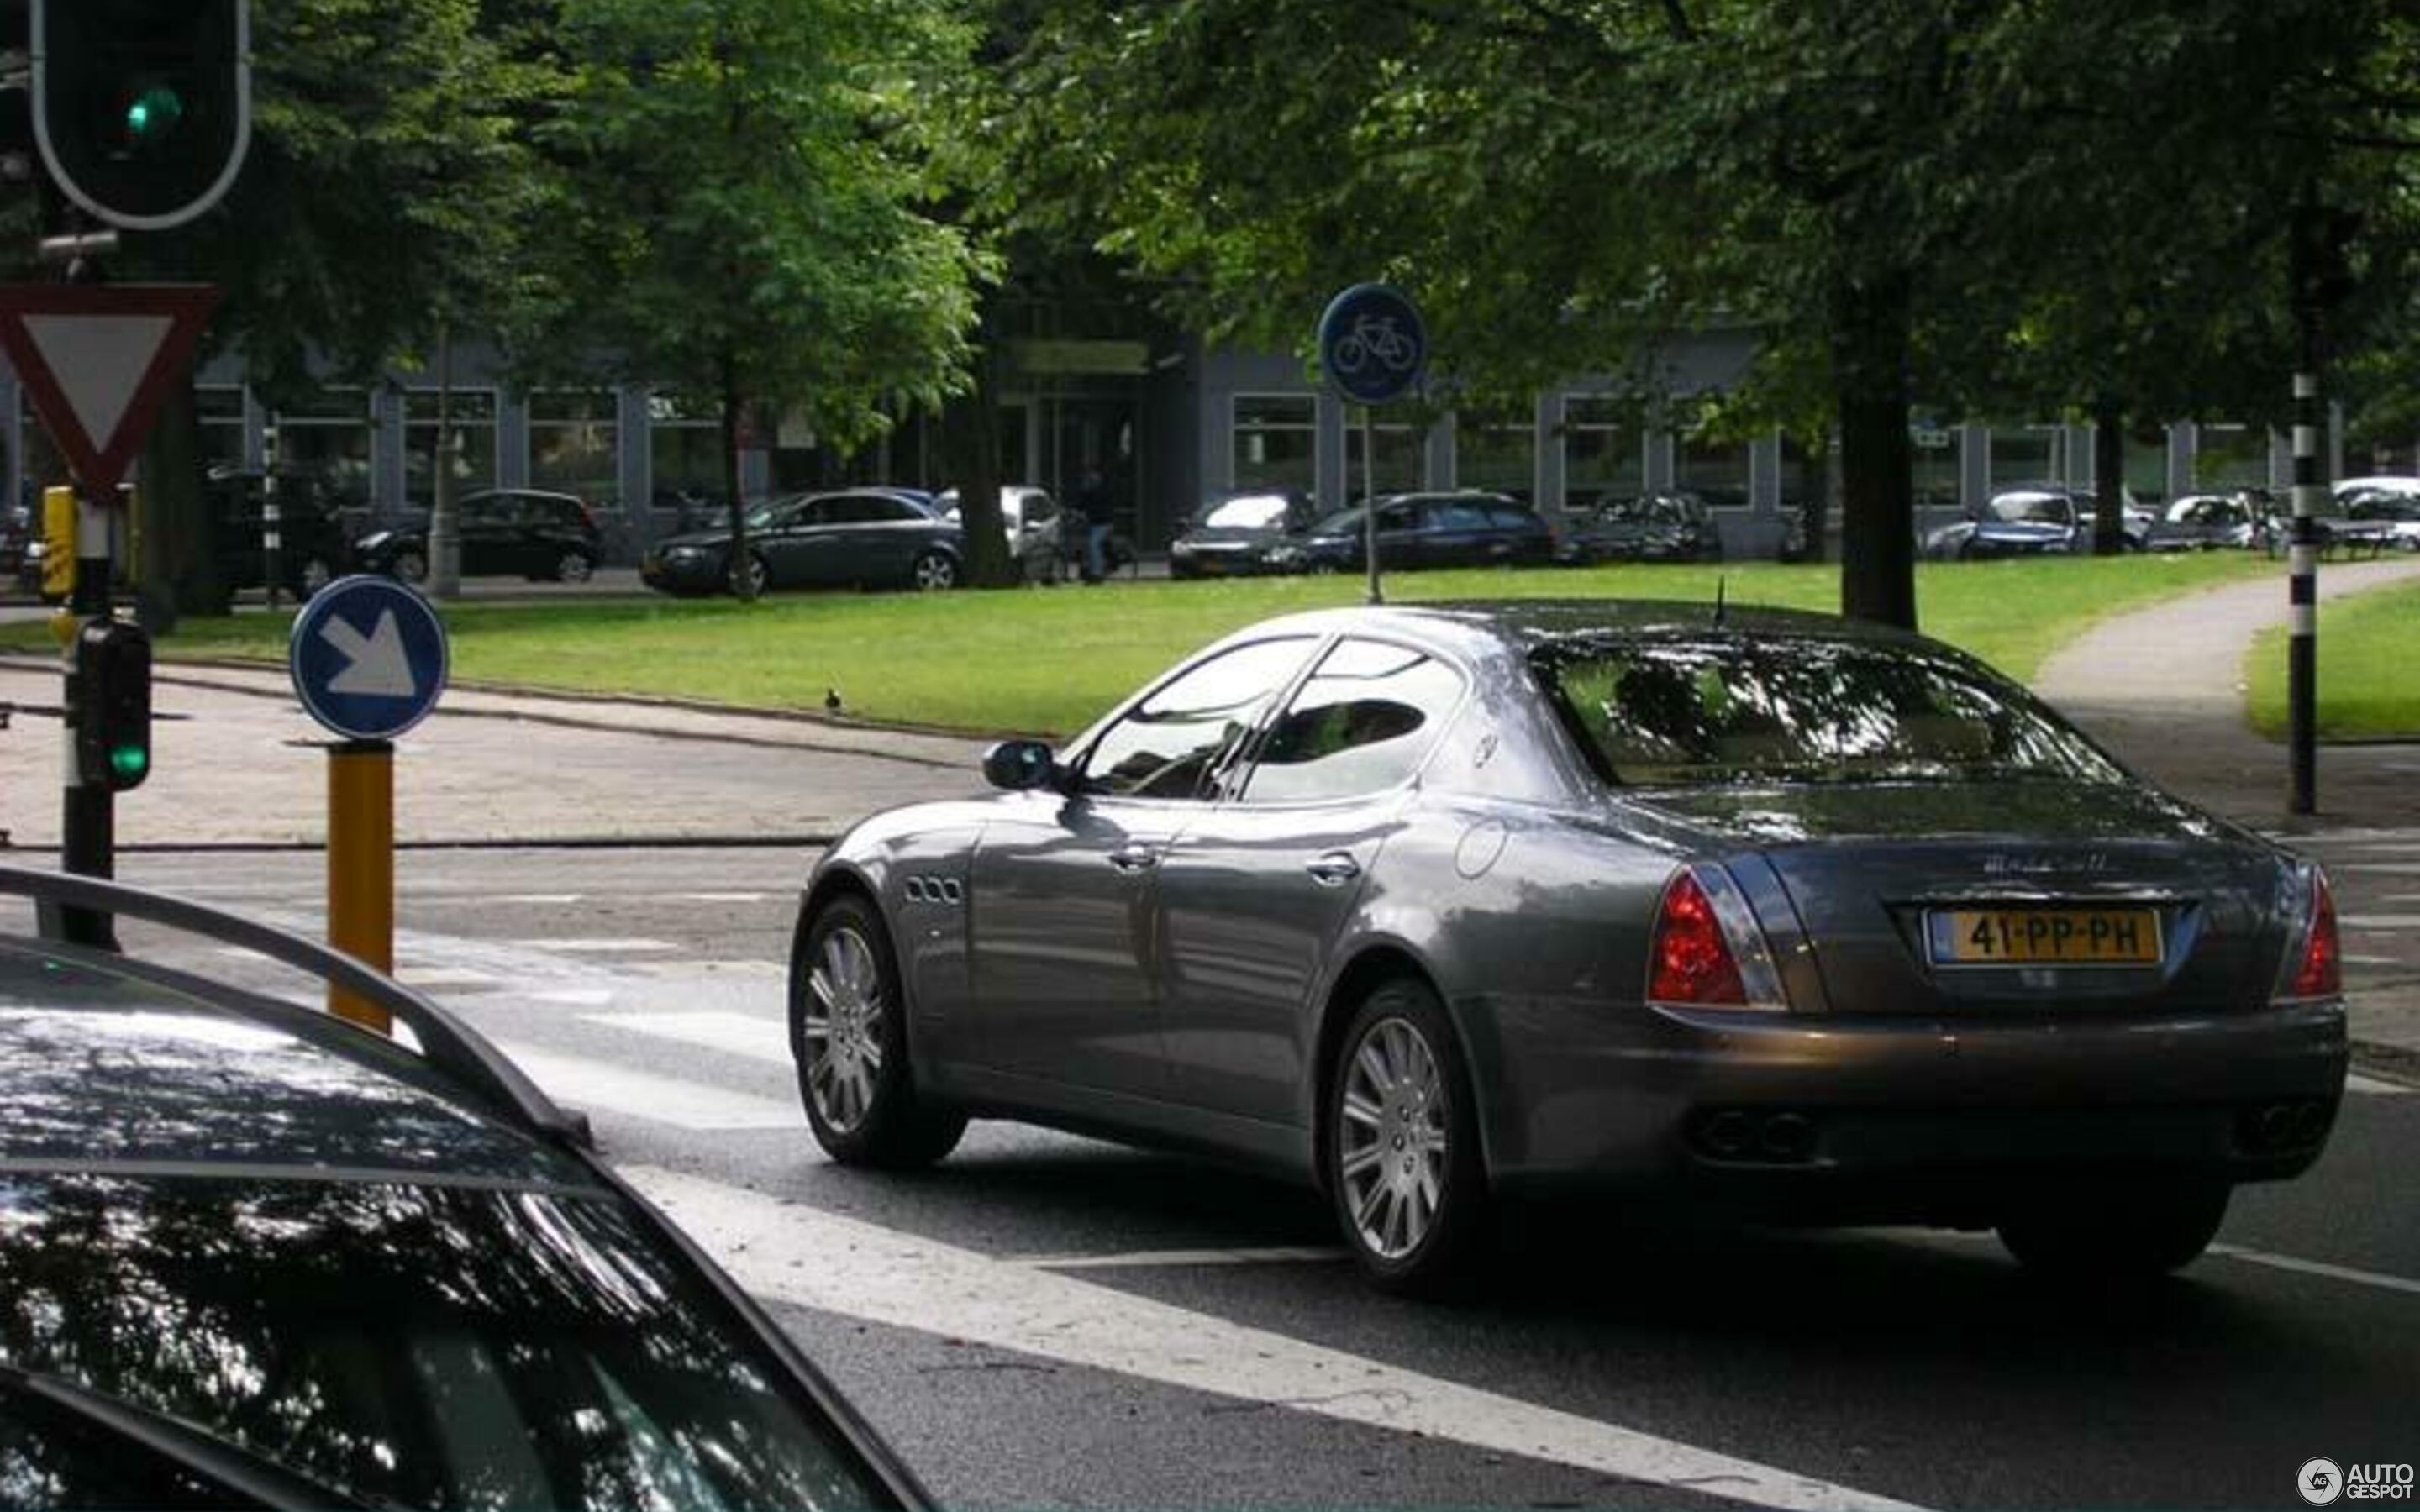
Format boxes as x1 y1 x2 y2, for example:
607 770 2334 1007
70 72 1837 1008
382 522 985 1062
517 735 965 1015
1480 998 2348 1212
640 558 726 594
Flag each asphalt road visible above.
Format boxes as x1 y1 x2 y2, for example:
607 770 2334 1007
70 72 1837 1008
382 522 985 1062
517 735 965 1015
97 844 2420 1512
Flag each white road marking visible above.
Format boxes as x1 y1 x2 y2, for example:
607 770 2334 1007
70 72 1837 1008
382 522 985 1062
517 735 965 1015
628 1168 1925 1512
2341 864 2420 874
585 1011 792 1066
487 1042 797 1131
528 987 618 1007
458 893 584 906
395 966 502 989
2346 1073 2411 1095
213 946 271 962
507 937 678 953
675 892 771 904
1013 1245 1349 1270
2343 953 2402 966
2209 1243 2420 1297
2339 915 2420 930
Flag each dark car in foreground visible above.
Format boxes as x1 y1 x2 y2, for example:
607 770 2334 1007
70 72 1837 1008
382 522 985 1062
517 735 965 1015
1555 491 1726 564
1258 491 1555 575
786 601 2346 1295
0 864 924 1512
1168 489 1320 579
357 487 605 585
644 488 966 596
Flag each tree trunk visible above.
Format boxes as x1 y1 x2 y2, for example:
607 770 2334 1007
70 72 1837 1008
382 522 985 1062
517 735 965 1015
134 384 220 627
429 322 462 598
941 307 1017 588
2091 395 2128 556
1831 275 1918 629
721 351 754 601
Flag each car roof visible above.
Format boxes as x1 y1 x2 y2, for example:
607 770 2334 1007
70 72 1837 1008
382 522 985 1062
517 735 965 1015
1205 598 1930 661
0 934 599 1189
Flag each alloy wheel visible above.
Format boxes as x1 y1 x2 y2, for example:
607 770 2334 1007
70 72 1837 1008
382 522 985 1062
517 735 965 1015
558 550 595 583
913 552 958 591
802 924 887 1134
1336 1015 1449 1262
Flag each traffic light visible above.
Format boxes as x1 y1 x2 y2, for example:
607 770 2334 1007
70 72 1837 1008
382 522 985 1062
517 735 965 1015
32 0 250 230
73 617 150 791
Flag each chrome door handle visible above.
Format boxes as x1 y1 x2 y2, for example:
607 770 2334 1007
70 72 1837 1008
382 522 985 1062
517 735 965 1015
1107 844 1160 874
1305 853 1362 887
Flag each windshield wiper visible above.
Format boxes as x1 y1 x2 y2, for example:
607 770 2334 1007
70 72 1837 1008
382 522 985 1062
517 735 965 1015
0 1361 383 1510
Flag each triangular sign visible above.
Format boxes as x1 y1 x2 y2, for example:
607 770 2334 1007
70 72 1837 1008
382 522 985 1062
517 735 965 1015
0 285 223 494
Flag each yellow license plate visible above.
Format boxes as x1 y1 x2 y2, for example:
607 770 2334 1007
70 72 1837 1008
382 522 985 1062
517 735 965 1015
1928 908 2161 965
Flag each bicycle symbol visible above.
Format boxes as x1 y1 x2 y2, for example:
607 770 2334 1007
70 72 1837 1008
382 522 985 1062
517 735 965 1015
1331 313 1418 376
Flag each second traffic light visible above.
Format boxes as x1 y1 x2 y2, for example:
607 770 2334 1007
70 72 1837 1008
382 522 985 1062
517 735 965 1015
74 617 150 791
32 0 250 230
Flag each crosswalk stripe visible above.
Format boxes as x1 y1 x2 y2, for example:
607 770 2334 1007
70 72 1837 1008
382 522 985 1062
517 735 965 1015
1014 1245 1349 1269
675 892 772 904
397 966 502 989
584 1011 792 1066
2208 1243 2420 1296
629 1167 1926 1512
508 937 678 953
2346 1073 2411 1095
487 1041 797 1131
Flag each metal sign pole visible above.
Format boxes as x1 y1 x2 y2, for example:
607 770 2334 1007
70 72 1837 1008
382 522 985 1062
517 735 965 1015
327 738 393 1031
58 485 115 949
1364 409 1381 605
262 421 281 612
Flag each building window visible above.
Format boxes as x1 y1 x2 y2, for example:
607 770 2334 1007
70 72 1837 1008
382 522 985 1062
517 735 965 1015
2195 423 2271 489
1911 421 1961 509
1341 406 1423 495
2125 428 2170 507
650 395 723 512
1990 424 2063 491
271 386 374 512
531 391 619 506
1456 409 1535 503
1231 394 1316 492
197 386 245 470
1676 425 1751 509
404 389 497 509
1563 397 1641 511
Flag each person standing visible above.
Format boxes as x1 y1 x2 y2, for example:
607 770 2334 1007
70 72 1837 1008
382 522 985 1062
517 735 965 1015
1074 467 1113 584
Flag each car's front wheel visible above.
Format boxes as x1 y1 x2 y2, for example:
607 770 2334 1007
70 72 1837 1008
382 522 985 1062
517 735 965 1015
790 893 966 1168
909 550 959 591
297 555 336 597
554 549 596 584
1326 979 1490 1295
1996 1180 2229 1282
392 548 428 585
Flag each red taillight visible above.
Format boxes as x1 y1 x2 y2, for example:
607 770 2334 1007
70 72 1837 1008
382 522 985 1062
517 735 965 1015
1649 872 1747 1006
2294 873 2342 999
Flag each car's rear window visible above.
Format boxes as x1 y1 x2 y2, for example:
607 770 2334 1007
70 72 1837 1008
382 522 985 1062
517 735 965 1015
1533 636 2124 787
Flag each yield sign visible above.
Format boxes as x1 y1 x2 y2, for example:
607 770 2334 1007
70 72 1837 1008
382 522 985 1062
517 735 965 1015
0 285 223 493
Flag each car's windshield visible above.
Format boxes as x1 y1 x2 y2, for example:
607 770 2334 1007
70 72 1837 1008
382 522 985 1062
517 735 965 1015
742 498 804 531
1534 636 2123 787
1303 507 1364 537
1197 493 1294 530
1986 491 2070 525
0 1173 890 1512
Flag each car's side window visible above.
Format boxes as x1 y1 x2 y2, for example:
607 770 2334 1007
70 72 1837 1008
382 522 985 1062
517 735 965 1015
1079 638 1318 801
1377 501 1421 533
1434 501 1491 532
1239 638 1465 804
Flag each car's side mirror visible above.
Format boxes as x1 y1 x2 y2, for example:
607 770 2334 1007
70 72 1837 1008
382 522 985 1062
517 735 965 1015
983 739 1060 791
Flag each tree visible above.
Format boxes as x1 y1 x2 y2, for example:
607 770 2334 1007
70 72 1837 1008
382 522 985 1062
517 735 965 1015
527 0 985 600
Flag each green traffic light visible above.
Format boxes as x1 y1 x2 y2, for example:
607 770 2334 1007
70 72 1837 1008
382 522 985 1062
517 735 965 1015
109 746 148 781
123 85 187 147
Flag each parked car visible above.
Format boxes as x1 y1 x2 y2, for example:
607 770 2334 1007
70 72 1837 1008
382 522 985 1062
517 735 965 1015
1555 491 1725 565
785 602 2345 1295
935 486 1068 582
1921 484 2149 559
0 863 927 1510
1257 491 1555 575
203 464 355 600
1168 489 1320 579
2139 492 2264 552
2336 485 2420 550
643 487 965 596
356 487 604 585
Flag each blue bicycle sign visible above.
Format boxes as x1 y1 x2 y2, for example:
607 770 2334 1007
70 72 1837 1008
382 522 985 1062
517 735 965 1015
1318 284 1427 404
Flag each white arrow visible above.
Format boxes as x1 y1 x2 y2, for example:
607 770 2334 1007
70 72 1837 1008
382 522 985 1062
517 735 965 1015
320 608 419 699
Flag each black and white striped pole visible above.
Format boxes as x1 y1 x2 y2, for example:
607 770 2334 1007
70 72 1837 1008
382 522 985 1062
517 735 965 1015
2289 366 2319 815
262 421 282 612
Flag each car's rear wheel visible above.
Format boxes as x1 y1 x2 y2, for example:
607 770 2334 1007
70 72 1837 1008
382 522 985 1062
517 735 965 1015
297 555 336 596
554 549 596 584
1326 979 1490 1296
910 550 959 591
1997 1180 2229 1281
392 548 428 585
740 552 771 598
791 893 965 1168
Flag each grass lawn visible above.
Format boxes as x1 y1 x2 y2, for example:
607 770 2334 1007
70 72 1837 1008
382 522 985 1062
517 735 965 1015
1 553 2277 738
2247 579 2420 741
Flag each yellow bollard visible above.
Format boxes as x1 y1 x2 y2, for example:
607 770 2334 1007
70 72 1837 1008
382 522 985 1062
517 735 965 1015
328 740 394 1032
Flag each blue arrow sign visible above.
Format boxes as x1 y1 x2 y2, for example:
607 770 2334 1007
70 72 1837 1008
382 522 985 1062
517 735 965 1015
1318 283 1427 406
290 575 449 742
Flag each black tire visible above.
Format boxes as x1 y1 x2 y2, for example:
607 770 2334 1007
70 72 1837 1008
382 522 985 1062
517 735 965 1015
392 548 428 585
1325 978 1491 1297
909 549 959 591
554 549 596 584
1997 1180 2229 1282
740 552 771 598
789 892 966 1168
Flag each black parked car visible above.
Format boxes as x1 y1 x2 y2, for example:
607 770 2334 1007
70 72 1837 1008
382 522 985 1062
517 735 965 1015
1555 491 1726 565
203 465 355 601
1168 489 1320 579
356 487 605 585
2139 493 2263 552
1257 491 1555 575
1921 485 2150 559
0 864 927 1510
643 488 966 596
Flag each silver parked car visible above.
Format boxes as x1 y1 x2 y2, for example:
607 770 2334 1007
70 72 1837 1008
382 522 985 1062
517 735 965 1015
786 602 2348 1294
